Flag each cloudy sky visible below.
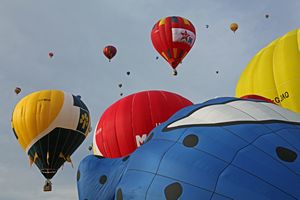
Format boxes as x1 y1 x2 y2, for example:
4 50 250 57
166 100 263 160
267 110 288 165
1 0 300 199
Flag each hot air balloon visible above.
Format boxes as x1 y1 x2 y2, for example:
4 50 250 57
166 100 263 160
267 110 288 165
116 97 300 199
151 16 196 75
77 155 128 200
103 45 117 62
236 29 300 114
265 14 269 18
205 24 209 28
118 83 122 88
230 23 238 33
93 90 193 158
14 87 21 94
126 71 130 76
11 90 91 191
48 52 54 58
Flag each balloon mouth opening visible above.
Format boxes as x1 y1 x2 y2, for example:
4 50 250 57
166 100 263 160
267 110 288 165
41 169 57 179
170 61 180 68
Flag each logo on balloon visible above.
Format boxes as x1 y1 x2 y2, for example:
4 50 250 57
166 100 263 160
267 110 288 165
172 28 195 46
274 91 289 104
135 134 147 147
79 113 89 132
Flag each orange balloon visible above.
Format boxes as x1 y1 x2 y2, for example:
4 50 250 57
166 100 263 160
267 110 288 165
230 23 238 33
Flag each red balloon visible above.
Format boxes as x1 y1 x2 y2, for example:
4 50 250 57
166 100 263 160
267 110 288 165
103 45 117 62
93 90 193 158
48 52 54 58
151 16 196 72
241 94 274 104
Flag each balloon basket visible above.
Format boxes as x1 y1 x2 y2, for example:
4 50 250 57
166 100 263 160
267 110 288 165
43 179 52 192
172 69 178 76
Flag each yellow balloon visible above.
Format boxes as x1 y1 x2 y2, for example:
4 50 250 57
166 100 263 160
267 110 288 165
236 29 300 114
11 90 91 182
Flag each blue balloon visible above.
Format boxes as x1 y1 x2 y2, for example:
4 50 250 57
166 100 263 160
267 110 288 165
77 155 128 200
115 97 300 200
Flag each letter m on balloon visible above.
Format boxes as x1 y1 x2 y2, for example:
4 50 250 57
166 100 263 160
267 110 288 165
136 134 148 147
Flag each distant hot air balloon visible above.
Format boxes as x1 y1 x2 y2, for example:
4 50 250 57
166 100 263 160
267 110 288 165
14 87 21 95
236 29 300 114
11 90 91 191
230 23 238 33
48 52 54 58
151 16 196 75
93 90 193 158
118 84 122 88
120 93 123 96
126 71 130 76
265 14 269 18
103 45 117 62
88 144 93 151
205 24 209 28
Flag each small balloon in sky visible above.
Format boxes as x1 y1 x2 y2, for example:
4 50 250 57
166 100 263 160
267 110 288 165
14 87 21 95
48 52 54 58
88 144 93 151
230 23 238 33
103 45 117 62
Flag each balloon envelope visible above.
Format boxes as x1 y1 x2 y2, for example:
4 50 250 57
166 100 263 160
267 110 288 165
14 87 21 94
93 90 193 158
116 97 300 199
151 16 196 70
103 45 117 61
230 23 238 33
236 29 300 114
11 90 91 180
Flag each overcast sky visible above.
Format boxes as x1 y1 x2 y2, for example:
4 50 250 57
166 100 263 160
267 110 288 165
1 0 300 199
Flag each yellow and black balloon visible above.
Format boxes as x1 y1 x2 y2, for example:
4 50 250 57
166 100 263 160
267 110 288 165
11 90 91 181
236 29 300 114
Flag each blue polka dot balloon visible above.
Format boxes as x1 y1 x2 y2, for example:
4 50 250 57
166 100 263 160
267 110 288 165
116 97 300 200
77 97 300 199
